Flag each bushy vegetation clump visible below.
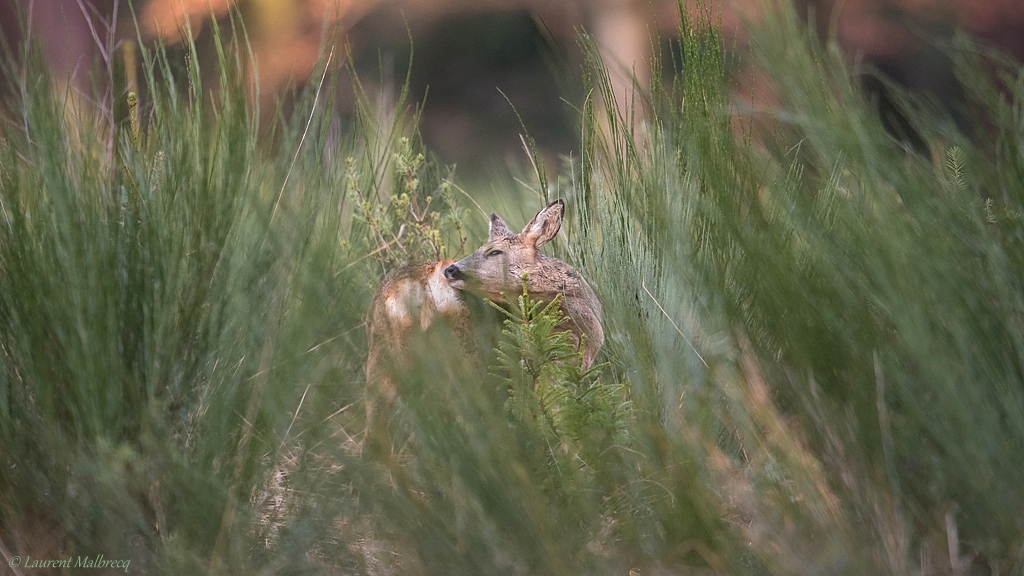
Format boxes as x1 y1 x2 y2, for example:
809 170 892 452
1 4 1023 575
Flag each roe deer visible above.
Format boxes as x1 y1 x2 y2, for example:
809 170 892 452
444 199 604 369
365 259 472 427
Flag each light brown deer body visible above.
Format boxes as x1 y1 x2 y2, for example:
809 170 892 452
444 200 604 369
365 259 471 426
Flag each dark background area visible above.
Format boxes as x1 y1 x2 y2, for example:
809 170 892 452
2 0 1023 173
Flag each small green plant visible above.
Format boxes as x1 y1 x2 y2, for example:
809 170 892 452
490 275 630 477
347 136 469 271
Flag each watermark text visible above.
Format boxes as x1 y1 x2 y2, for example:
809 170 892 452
8 554 130 572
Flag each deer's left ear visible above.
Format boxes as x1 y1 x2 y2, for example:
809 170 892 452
521 199 564 247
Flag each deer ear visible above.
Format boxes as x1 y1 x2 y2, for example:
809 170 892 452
489 213 513 240
521 199 564 247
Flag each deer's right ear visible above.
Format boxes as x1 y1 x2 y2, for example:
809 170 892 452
489 213 513 240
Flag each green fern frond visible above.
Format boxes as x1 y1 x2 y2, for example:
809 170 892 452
945 145 967 196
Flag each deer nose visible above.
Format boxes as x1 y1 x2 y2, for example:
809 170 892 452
444 264 462 280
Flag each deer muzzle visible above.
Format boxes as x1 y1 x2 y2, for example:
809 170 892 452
444 264 464 283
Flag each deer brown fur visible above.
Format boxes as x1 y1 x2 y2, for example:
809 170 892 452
444 199 604 369
365 259 472 427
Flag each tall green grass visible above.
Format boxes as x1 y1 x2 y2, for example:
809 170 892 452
0 15 442 572
1 3 1023 575
569 6 1024 573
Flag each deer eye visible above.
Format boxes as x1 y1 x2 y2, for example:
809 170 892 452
486 249 503 257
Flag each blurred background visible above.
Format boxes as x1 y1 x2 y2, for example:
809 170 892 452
3 0 1023 175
